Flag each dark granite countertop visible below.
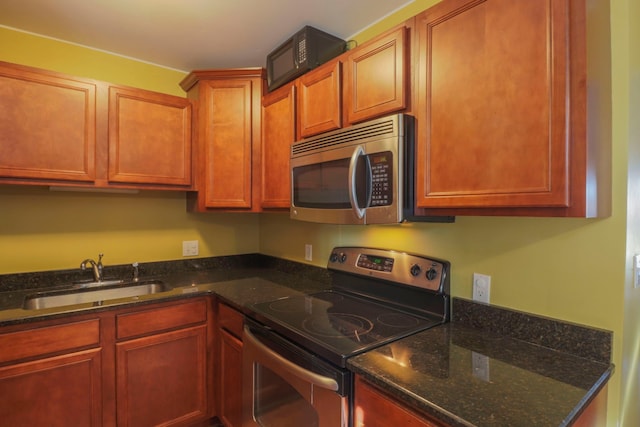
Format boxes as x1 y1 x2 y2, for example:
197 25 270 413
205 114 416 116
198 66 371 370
0 255 613 427
349 298 613 426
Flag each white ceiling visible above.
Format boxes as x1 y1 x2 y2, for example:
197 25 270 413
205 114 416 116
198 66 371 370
0 0 413 72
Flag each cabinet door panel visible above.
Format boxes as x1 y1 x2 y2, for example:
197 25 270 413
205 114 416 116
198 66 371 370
116 325 208 427
354 376 444 427
0 64 96 182
203 80 254 208
0 348 102 427
297 61 341 138
108 86 192 186
345 26 407 124
262 84 295 208
219 329 243 427
416 0 569 208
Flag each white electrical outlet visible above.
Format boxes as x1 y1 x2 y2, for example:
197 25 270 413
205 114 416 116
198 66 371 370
182 240 199 257
634 254 640 288
472 351 491 382
473 273 491 303
305 244 313 261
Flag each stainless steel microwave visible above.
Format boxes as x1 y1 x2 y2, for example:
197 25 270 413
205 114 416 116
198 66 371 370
290 114 454 225
266 26 345 92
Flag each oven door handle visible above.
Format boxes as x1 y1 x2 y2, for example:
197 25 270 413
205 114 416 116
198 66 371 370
243 325 339 391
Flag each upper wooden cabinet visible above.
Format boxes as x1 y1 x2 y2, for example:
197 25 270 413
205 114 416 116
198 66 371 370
413 0 611 217
0 61 193 190
297 60 342 138
0 62 96 183
108 86 192 186
344 25 409 125
181 69 264 212
262 83 296 209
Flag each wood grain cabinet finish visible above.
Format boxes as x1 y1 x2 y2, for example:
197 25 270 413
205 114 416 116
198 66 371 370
116 325 208 427
0 61 96 183
181 69 264 212
344 25 408 125
414 0 611 217
261 83 296 209
0 61 194 190
217 302 244 427
0 297 213 427
108 85 192 186
297 60 342 138
0 317 102 427
354 376 446 427
115 299 209 426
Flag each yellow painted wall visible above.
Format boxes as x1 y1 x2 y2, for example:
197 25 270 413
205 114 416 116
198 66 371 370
0 27 260 272
259 1 637 426
0 26 186 96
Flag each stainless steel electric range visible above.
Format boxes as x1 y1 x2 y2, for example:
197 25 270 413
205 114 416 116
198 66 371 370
242 247 450 427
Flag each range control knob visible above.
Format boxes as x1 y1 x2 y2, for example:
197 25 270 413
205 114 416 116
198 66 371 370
426 267 438 281
330 252 347 263
409 264 421 277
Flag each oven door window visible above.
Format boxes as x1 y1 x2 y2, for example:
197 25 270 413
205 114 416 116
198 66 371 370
292 156 370 209
254 364 318 427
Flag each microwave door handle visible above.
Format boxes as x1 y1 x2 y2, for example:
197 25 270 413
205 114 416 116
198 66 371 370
348 146 366 219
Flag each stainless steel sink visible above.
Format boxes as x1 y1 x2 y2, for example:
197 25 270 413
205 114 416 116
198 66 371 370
23 281 169 310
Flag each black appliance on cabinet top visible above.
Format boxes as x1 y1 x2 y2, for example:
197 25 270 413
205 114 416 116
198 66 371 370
248 247 450 368
266 25 346 92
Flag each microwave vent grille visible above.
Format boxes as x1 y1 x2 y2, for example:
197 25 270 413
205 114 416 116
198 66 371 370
292 115 402 156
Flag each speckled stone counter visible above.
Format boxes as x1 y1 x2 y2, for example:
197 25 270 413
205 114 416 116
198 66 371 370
0 254 330 326
348 298 613 427
0 256 613 426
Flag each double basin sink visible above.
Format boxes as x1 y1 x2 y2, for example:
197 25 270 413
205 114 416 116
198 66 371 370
23 279 170 310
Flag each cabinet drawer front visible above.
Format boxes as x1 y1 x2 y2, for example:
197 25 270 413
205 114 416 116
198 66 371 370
0 319 100 364
117 299 207 339
218 302 244 339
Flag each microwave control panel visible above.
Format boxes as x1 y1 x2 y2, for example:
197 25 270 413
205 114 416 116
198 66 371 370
369 152 393 207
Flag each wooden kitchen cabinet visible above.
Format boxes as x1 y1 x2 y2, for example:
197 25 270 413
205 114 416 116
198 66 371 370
115 299 209 427
108 85 192 186
0 61 96 184
180 69 264 212
354 376 446 427
297 60 342 138
413 0 611 217
216 302 244 427
261 83 296 209
344 24 409 125
0 61 194 190
0 317 103 427
0 297 213 427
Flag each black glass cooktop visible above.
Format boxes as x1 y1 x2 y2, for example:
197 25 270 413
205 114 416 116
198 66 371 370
250 290 441 367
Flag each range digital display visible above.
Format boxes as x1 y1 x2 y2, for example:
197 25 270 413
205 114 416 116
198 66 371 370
357 254 394 272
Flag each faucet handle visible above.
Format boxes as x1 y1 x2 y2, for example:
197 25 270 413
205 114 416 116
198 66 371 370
98 253 104 263
132 262 139 282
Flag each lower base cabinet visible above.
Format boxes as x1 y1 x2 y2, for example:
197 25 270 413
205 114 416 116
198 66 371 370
217 302 244 427
116 325 208 427
0 297 212 427
0 348 102 427
354 376 445 427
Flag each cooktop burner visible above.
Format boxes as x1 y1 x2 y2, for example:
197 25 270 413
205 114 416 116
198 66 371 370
250 290 441 367
249 247 450 368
